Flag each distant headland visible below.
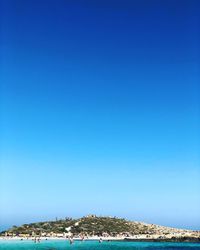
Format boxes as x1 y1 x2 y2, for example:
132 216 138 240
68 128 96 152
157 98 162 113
1 215 200 242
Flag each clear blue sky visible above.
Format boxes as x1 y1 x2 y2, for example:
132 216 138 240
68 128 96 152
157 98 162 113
0 0 199 231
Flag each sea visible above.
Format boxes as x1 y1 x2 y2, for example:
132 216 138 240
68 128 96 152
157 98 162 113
0 240 200 250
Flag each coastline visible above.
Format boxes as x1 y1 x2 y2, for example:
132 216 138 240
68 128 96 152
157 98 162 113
0 236 200 243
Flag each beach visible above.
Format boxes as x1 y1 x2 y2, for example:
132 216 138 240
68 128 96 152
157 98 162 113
1 232 200 243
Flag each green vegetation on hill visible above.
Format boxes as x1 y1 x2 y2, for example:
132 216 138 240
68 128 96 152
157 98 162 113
1 215 155 236
2 218 77 235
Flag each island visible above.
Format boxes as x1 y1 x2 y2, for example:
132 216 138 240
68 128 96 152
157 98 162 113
1 215 200 242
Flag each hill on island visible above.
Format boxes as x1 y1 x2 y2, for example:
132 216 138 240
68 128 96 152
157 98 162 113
1 215 199 239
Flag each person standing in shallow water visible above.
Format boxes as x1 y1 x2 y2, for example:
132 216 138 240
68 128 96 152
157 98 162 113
69 237 74 244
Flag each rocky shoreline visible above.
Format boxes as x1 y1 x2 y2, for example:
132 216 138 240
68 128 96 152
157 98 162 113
124 237 200 243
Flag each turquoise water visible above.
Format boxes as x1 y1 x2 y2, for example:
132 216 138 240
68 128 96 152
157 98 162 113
0 240 200 250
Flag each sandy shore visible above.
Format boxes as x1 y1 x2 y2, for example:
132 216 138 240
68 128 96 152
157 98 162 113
0 236 124 241
1 236 200 243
